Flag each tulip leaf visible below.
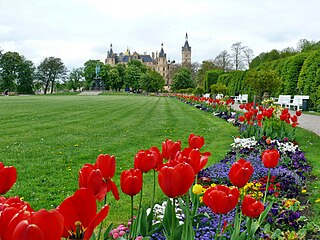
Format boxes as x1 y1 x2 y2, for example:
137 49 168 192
103 223 113 240
138 206 148 236
163 199 179 239
90 233 96 240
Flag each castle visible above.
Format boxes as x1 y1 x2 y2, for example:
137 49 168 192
105 33 191 87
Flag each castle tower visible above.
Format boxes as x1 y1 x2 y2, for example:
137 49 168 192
182 33 191 65
157 43 170 85
105 43 116 66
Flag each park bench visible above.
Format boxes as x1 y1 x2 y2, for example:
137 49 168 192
234 94 248 103
274 95 291 107
286 95 309 111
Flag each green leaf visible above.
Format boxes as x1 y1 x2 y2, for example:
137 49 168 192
90 233 96 240
103 223 113 240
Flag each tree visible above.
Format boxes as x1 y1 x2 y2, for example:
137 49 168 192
231 42 244 70
109 68 121 91
171 67 194 91
17 58 35 94
114 63 126 91
67 68 84 91
195 60 220 88
83 60 109 90
242 46 254 69
214 50 233 72
210 83 228 96
0 51 35 93
37 57 67 94
125 64 142 92
204 70 224 92
0 51 22 91
140 69 165 93
245 70 281 101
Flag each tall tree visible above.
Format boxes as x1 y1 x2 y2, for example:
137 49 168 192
37 57 67 94
231 42 245 70
125 64 142 92
171 67 194 91
214 50 233 72
195 60 218 87
67 68 84 91
109 68 121 91
0 51 35 93
0 51 22 91
17 58 35 94
140 69 165 93
242 46 254 69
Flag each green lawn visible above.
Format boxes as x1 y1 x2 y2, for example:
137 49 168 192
0 95 238 224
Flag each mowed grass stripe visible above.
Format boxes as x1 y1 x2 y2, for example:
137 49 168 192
0 95 237 224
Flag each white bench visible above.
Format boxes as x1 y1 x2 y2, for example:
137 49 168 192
234 94 248 103
286 95 309 111
274 95 291 107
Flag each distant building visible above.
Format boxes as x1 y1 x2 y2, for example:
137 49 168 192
105 33 192 87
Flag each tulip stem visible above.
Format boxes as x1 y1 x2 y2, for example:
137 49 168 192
151 169 156 211
96 195 107 240
215 214 222 240
129 196 134 240
171 198 175 240
263 169 271 204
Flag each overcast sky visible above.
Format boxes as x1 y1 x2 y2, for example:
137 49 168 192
1 0 320 69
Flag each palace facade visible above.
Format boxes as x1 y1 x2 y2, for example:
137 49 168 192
105 33 191 87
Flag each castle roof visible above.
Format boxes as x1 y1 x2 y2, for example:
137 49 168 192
182 33 191 51
159 43 165 58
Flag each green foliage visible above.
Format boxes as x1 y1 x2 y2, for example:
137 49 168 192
204 70 224 92
281 54 308 95
125 64 142 91
195 60 219 88
210 83 228 95
217 71 248 96
108 68 122 91
66 68 84 91
37 57 67 94
140 69 165 93
245 70 281 99
0 51 35 93
297 50 320 107
83 60 110 90
193 87 205 96
171 67 194 91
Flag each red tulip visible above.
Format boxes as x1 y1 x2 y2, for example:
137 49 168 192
241 195 264 218
79 154 119 201
238 115 245 122
57 188 109 240
188 133 205 149
120 169 143 196
94 154 119 201
158 162 194 198
203 185 239 214
12 209 64 240
261 149 280 168
176 148 210 175
79 164 108 201
162 139 181 160
94 154 116 179
229 159 254 188
150 146 163 170
296 110 302 116
134 149 158 173
0 162 17 194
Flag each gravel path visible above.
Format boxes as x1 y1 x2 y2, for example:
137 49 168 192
232 103 320 136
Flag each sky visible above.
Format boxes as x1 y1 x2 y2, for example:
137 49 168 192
1 0 320 70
